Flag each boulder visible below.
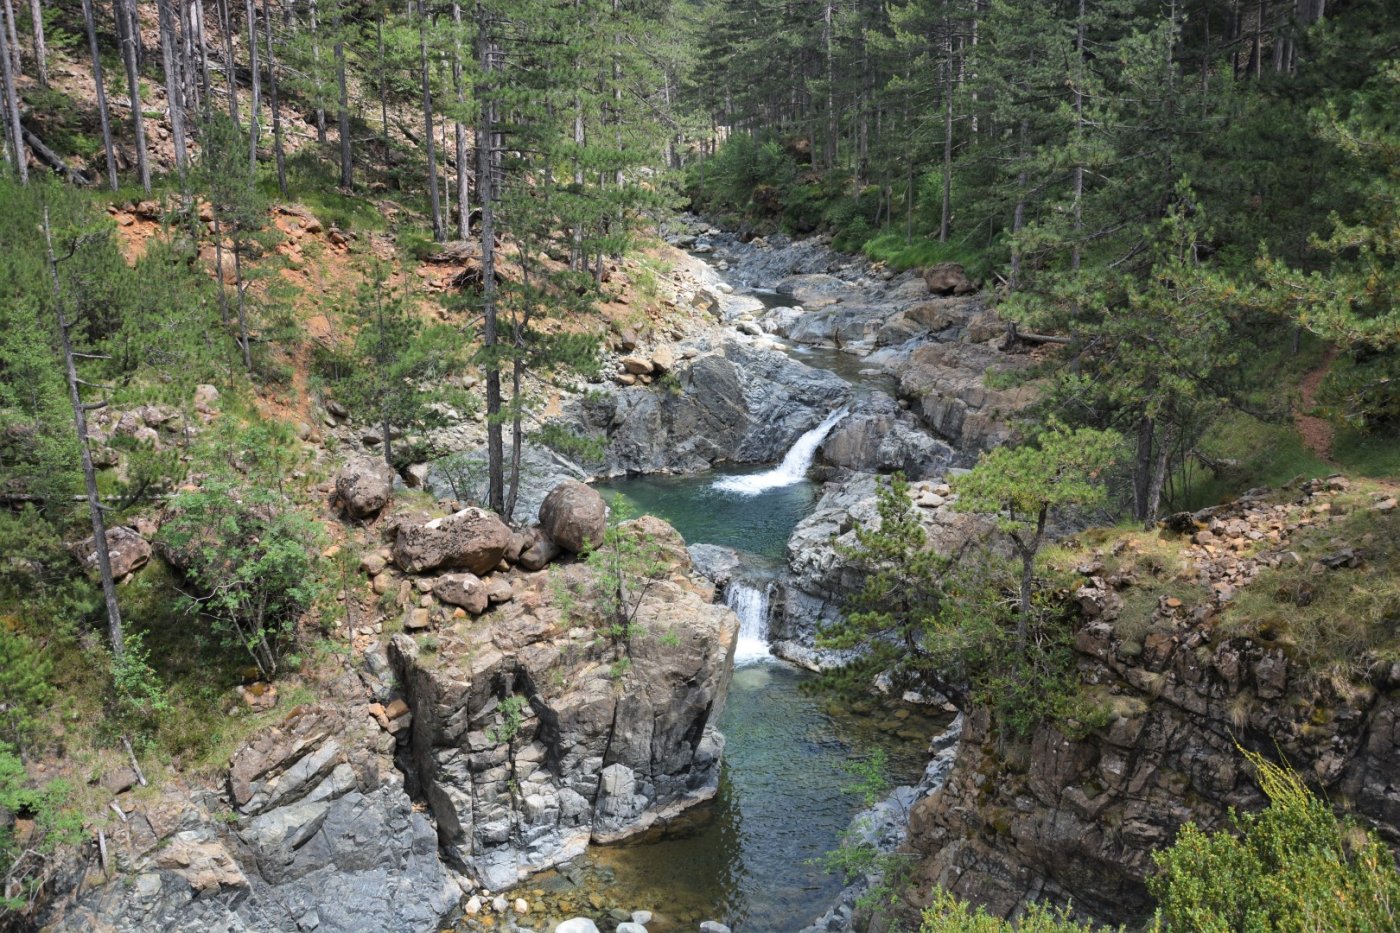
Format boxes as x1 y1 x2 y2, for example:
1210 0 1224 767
922 262 977 296
517 529 561 571
432 573 489 615
71 526 151 579
539 480 607 554
193 384 220 414
335 458 397 519
650 345 676 373
620 355 654 376
391 507 512 575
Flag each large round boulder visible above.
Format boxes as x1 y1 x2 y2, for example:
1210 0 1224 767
392 507 512 575
538 480 606 554
335 458 397 519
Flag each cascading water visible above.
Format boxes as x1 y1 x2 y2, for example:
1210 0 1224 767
713 408 848 495
726 580 775 665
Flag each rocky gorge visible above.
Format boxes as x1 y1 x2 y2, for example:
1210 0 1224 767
36 218 1399 933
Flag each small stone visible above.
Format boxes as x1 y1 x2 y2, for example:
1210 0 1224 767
555 921 600 933
699 923 732 933
1375 498 1397 513
101 768 139 795
513 898 528 914
492 894 508 913
631 912 653 926
372 572 395 595
1164 597 1183 609
615 924 647 933
464 895 482 915
405 608 432 630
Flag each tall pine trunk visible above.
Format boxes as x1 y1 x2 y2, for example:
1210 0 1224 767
0 0 26 182
217 0 239 123
264 0 286 194
3 0 19 77
27 0 45 87
451 0 468 239
334 26 351 188
476 3 503 514
418 0 442 240
45 206 124 659
309 0 324 142
82 0 118 189
157 0 189 179
245 0 260 170
1071 0 1086 270
118 0 152 192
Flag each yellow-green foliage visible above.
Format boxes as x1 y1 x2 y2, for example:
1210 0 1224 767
919 888 1110 932
1149 750 1400 931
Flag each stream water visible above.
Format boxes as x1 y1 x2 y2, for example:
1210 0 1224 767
485 273 945 932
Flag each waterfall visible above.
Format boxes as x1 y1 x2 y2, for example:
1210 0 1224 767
727 580 775 665
713 408 848 495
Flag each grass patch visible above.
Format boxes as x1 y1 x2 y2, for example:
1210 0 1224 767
1217 497 1400 689
261 149 391 232
860 231 993 280
1174 411 1330 511
1333 427 1400 479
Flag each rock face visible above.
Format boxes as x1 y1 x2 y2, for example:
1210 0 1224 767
54 702 459 933
539 480 607 553
901 487 1400 925
390 516 737 890
335 458 398 519
817 399 955 480
896 341 1038 452
577 336 850 475
391 507 513 575
774 474 996 669
70 526 152 579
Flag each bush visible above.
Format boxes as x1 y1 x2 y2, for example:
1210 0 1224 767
919 888 1105 932
159 481 324 680
1149 749 1400 931
0 629 54 749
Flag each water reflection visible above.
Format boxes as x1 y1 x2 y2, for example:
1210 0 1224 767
514 664 949 933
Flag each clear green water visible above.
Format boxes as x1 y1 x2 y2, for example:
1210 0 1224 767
594 466 817 560
505 664 949 932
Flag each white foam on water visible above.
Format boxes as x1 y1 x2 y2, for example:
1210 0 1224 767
727 580 775 665
713 408 848 495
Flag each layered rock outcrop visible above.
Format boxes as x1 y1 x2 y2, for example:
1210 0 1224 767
390 516 738 890
577 336 850 475
53 698 460 933
900 484 1400 925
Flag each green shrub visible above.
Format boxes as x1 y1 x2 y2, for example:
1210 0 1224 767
919 888 1105 932
1149 749 1400 931
0 629 54 749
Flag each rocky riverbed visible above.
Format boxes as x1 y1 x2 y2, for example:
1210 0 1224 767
41 219 1044 933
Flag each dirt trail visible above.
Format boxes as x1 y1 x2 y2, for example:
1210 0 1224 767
1295 349 1339 462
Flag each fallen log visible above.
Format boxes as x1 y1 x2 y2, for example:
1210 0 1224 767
22 126 92 185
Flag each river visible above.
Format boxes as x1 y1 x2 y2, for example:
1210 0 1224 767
488 288 948 931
